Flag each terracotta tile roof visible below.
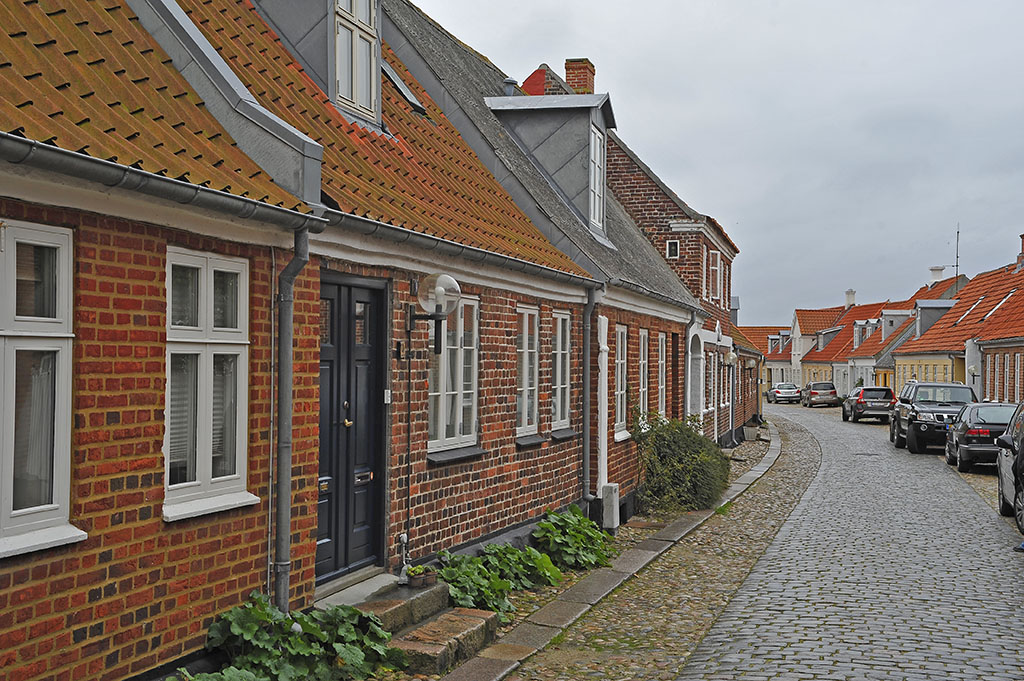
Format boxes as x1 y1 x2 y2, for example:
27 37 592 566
729 324 760 356
896 264 1024 355
802 302 888 364
0 0 300 209
180 0 587 277
795 306 845 335
736 325 790 355
847 316 915 359
765 345 792 361
887 275 965 309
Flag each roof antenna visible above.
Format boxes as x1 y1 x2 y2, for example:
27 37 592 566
940 223 961 294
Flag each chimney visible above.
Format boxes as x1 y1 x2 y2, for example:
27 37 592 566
1017 233 1024 269
565 58 595 94
929 265 945 285
503 78 518 97
845 289 856 308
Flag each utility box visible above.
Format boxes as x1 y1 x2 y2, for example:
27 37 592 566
601 483 620 531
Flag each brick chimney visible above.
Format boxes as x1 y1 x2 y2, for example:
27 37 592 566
565 58 595 94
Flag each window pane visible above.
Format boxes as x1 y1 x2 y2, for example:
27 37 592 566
212 355 238 479
356 0 371 25
13 350 56 510
213 270 239 329
337 24 353 100
461 395 473 437
428 394 438 441
354 301 367 344
527 389 536 427
337 0 352 14
15 243 57 318
168 354 199 485
357 36 372 110
445 393 457 438
462 308 475 348
171 265 199 327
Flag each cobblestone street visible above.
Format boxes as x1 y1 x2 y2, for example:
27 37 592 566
679 403 1024 680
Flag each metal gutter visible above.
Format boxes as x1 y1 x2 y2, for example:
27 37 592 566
607 277 700 314
0 132 327 233
327 211 601 290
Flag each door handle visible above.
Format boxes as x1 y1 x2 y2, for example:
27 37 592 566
344 419 353 428
354 471 373 485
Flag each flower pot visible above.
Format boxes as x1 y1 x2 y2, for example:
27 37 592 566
423 572 437 586
408 574 425 588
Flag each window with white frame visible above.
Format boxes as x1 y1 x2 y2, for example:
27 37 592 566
589 124 606 234
1017 353 1021 402
665 240 680 260
335 0 378 119
638 329 649 417
0 221 82 557
551 312 571 430
428 298 479 451
516 308 539 437
1006 354 1011 401
165 248 252 520
657 332 667 417
707 250 721 302
614 325 627 433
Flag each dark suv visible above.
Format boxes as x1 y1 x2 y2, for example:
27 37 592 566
890 381 978 453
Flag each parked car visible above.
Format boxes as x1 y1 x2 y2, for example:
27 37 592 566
944 402 1016 472
995 402 1024 533
767 382 801 404
890 381 978 453
801 381 839 407
841 386 895 423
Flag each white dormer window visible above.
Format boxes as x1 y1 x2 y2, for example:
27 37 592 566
336 0 377 119
589 124 605 233
666 240 680 259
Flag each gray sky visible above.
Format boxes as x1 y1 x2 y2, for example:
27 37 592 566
410 0 1024 325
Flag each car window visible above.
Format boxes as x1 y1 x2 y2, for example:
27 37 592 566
975 405 1017 423
861 388 892 399
1013 406 1024 444
778 383 797 389
954 405 968 424
812 382 835 390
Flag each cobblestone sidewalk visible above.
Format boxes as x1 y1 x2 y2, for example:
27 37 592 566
504 416 820 681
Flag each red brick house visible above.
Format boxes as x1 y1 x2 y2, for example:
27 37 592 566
0 0 610 678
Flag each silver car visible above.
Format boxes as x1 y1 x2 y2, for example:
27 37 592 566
802 381 840 407
767 382 801 404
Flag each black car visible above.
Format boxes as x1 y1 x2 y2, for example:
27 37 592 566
890 381 978 453
996 403 1024 534
841 386 894 423
944 402 1016 472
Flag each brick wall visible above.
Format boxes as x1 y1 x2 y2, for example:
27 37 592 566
0 198 319 681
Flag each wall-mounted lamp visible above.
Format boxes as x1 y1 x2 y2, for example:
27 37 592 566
967 364 979 377
407 273 461 354
745 358 757 369
723 351 738 367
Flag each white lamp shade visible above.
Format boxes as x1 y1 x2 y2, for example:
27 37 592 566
417 273 461 315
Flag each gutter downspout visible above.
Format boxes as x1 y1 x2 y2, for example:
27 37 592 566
597 316 610 496
581 287 599 504
683 310 699 417
273 228 310 612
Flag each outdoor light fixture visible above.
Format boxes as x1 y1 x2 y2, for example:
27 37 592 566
967 364 979 377
723 351 738 366
408 273 461 354
745 358 757 369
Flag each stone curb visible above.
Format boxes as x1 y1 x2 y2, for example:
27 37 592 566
436 422 783 681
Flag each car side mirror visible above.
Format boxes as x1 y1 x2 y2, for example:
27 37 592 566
996 433 1014 450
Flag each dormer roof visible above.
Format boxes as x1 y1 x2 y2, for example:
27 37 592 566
485 94 616 128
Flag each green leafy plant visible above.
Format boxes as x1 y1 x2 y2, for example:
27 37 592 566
531 506 614 570
480 543 562 590
437 551 515 622
634 416 730 514
405 564 426 576
188 591 404 681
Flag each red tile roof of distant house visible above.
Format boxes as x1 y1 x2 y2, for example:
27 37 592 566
0 0 300 209
736 326 790 355
887 275 964 309
730 325 761 356
180 0 588 276
795 306 846 335
896 264 1024 355
802 302 889 364
765 343 792 362
847 316 916 359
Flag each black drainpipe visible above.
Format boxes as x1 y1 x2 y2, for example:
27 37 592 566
273 228 310 612
581 287 599 506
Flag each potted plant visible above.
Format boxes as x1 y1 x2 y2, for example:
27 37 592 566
406 564 437 587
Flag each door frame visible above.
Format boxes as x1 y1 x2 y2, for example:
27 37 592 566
317 269 390 582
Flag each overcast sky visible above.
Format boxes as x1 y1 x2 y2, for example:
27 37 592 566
410 0 1024 326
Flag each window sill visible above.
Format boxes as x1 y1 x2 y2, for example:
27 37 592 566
0 523 87 560
163 491 260 522
515 433 549 448
426 445 488 465
550 427 578 442
614 428 632 443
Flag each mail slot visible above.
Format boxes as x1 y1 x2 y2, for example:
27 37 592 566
354 471 373 485
319 478 330 493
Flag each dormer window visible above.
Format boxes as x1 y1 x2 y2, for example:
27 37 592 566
335 0 377 119
589 124 605 233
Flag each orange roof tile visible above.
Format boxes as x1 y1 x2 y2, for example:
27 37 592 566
180 0 587 277
847 316 915 359
802 302 888 364
729 324 760 355
896 264 1024 355
735 325 791 355
795 306 845 335
0 0 300 209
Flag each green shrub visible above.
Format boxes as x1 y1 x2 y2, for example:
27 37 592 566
437 551 515 622
634 416 730 513
480 543 562 590
179 591 404 681
531 505 614 570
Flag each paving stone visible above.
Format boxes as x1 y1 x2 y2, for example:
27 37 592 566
632 537 673 554
478 643 537 661
525 599 589 628
438 656 519 681
497 621 560 651
555 568 626 605
607 547 659 574
648 510 711 541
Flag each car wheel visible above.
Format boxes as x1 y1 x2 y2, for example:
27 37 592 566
907 427 923 453
956 446 972 473
998 468 1014 517
944 442 956 465
889 419 896 442
851 410 859 423
894 421 906 449
1014 484 1024 535
842 407 849 422
881 415 890 424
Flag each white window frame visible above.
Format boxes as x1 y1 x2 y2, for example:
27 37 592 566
551 311 571 431
638 329 649 418
589 124 606 234
335 0 378 120
164 247 254 521
657 332 667 418
614 325 628 437
995 356 1001 402
1006 354 1011 401
0 221 83 558
516 307 539 437
428 298 479 452
1016 353 1021 403
665 240 680 260
709 250 722 303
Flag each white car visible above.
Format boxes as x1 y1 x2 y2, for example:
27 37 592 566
767 382 801 404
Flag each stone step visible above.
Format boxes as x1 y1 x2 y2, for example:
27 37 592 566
353 581 451 633
390 607 500 675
